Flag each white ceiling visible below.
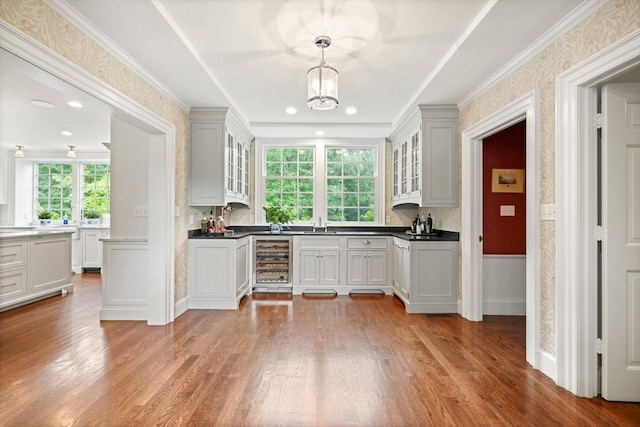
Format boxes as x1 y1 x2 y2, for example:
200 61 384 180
1 0 586 151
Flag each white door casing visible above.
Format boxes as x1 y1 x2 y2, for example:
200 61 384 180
0 22 176 325
461 90 541 371
556 30 639 397
601 82 640 402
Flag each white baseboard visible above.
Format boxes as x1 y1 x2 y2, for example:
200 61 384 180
537 350 558 382
100 307 147 321
174 297 189 318
483 299 526 315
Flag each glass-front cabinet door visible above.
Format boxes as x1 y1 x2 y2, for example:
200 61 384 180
410 130 420 194
400 141 408 195
392 147 399 199
226 131 235 194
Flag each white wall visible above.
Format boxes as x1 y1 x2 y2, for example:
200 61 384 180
110 117 149 239
483 255 526 315
13 158 34 226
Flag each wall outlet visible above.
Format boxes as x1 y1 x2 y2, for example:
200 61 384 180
133 206 148 217
386 215 391 223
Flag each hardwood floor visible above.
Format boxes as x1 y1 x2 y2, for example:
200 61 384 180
1 274 638 426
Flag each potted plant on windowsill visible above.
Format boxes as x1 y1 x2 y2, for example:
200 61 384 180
84 209 101 225
38 209 53 226
263 205 296 234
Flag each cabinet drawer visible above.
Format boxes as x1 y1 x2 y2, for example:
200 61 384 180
0 241 28 271
0 268 27 302
346 237 388 249
298 237 340 249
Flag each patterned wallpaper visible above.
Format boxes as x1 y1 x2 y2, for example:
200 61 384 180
0 0 193 301
459 0 640 354
2 0 638 346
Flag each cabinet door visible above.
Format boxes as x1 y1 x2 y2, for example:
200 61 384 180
392 147 399 198
244 145 250 197
346 251 367 286
421 119 458 206
400 246 410 295
236 141 243 194
409 130 420 194
236 238 249 295
367 251 387 286
226 131 235 194
82 230 102 268
319 250 340 286
400 141 408 195
190 122 224 205
299 250 320 285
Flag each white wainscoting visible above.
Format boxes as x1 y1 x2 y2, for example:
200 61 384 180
482 255 526 315
100 239 148 321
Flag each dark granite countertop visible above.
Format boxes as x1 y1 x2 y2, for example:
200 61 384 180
188 226 459 242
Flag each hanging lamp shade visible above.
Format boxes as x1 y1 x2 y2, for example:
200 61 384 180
307 36 339 110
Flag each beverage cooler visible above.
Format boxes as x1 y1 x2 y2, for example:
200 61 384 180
254 236 292 290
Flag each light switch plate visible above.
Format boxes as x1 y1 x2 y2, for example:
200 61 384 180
500 205 515 216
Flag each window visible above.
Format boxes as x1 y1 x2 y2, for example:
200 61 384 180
83 163 110 214
34 161 110 222
264 147 314 221
36 163 73 220
326 148 376 222
258 140 384 225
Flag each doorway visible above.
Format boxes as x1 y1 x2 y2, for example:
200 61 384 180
482 121 527 317
555 31 639 398
0 22 176 325
461 90 541 372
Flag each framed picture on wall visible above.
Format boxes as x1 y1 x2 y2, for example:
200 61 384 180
491 168 524 193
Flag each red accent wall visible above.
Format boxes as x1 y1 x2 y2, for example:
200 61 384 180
483 121 526 254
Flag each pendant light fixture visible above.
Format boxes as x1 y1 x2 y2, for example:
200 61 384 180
307 35 339 110
66 145 77 158
14 145 25 158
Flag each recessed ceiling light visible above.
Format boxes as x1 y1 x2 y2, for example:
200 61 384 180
286 107 297 115
31 99 56 108
61 130 73 136
67 100 83 108
345 106 357 115
315 130 324 136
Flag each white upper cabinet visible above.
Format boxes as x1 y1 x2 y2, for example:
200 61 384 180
189 107 252 206
390 105 458 207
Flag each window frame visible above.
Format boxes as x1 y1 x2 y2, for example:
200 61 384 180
33 160 110 223
255 138 385 226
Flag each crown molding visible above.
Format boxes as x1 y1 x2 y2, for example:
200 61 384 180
45 0 189 113
458 0 608 108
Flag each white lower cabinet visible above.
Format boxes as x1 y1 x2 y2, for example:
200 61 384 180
346 237 390 290
293 235 392 295
392 238 410 298
0 233 72 311
346 251 387 286
299 250 340 287
188 236 250 309
392 237 458 313
80 227 110 271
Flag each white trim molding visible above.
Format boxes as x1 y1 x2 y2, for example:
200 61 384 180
555 30 640 397
0 20 177 325
45 0 189 113
459 0 607 108
461 90 541 371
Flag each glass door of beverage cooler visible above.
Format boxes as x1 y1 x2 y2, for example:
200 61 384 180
254 237 291 288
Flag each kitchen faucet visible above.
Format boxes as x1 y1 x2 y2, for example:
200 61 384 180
318 216 327 232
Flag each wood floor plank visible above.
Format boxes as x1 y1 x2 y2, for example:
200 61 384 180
1 274 639 426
